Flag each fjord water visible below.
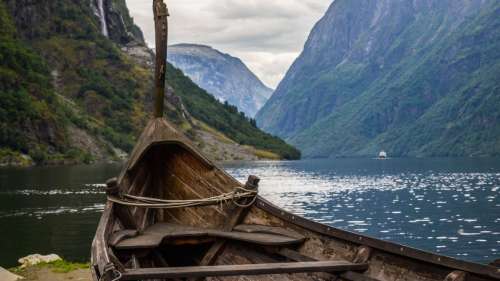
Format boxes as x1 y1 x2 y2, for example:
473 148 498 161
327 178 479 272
0 159 499 267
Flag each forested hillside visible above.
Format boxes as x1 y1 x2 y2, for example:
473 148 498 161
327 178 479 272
257 0 500 158
168 44 273 118
0 0 299 166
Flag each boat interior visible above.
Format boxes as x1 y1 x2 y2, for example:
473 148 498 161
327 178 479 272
98 141 379 280
91 135 499 281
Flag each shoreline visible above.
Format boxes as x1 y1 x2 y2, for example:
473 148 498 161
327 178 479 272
0 157 293 169
3 259 91 281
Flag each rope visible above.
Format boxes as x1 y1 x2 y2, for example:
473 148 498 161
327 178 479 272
107 186 258 209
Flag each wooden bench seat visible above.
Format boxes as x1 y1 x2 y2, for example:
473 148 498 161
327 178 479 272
120 261 368 279
112 223 305 250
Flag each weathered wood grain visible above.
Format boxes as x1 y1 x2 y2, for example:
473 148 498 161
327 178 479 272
233 224 305 240
114 223 304 250
153 0 168 118
121 261 368 279
198 176 260 269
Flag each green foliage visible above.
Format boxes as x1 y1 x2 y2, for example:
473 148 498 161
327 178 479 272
10 259 90 274
261 1 500 158
47 260 90 273
167 65 301 160
29 147 48 165
0 2 70 158
0 0 300 164
0 148 32 166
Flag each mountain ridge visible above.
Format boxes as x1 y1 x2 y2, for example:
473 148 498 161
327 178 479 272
0 0 300 166
257 0 500 158
168 43 273 117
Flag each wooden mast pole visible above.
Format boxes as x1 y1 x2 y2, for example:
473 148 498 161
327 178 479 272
153 0 169 118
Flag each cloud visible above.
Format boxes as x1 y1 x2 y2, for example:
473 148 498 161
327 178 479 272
124 0 331 88
235 51 300 89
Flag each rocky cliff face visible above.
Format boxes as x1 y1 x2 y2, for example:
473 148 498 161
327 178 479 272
0 0 299 166
168 44 273 118
6 0 143 44
256 0 500 158
92 0 145 44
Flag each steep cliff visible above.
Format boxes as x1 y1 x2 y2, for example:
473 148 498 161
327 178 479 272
0 0 299 166
168 44 273 118
256 0 500 158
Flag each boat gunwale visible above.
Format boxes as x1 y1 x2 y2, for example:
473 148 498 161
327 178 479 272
96 122 499 280
255 196 500 279
91 201 115 280
126 140 215 174
118 134 242 190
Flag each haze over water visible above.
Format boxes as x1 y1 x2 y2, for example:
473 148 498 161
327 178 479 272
0 158 499 267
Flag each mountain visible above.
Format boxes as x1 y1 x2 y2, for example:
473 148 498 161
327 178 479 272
256 0 500 158
0 0 299 166
167 44 273 118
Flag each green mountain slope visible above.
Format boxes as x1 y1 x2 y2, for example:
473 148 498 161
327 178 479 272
0 0 299 166
167 44 273 118
167 66 300 160
257 0 500 158
0 1 84 165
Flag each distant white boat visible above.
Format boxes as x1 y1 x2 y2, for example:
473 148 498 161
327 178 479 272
378 150 388 159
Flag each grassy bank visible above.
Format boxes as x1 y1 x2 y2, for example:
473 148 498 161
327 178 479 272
8 260 91 281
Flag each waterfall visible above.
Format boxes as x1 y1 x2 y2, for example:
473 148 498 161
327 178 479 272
97 0 109 37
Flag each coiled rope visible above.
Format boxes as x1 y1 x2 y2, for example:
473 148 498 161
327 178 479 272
107 186 258 209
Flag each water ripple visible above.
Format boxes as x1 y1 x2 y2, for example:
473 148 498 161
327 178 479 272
226 161 500 263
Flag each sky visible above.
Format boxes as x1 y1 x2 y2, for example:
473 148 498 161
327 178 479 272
124 0 332 88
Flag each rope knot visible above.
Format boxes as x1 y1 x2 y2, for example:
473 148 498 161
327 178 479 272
232 175 260 208
106 175 260 209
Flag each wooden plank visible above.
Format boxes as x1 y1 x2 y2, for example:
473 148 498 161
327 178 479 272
221 231 303 246
277 248 316 262
92 202 115 275
256 198 500 279
109 230 138 247
234 224 305 240
160 151 226 227
274 248 380 281
340 271 381 281
121 261 368 280
114 223 304 250
198 176 260 268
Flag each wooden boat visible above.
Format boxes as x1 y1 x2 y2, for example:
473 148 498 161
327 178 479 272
91 1 500 280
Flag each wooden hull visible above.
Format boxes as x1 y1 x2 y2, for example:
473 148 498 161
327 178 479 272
91 118 500 281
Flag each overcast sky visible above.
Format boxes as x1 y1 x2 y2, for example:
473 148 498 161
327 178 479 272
124 0 332 88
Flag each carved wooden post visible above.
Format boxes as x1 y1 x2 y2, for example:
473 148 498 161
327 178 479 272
153 0 169 118
196 176 260 276
105 177 120 196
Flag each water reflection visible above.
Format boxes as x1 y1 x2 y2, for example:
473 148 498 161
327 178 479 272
0 158 498 267
225 159 500 264
0 164 119 267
